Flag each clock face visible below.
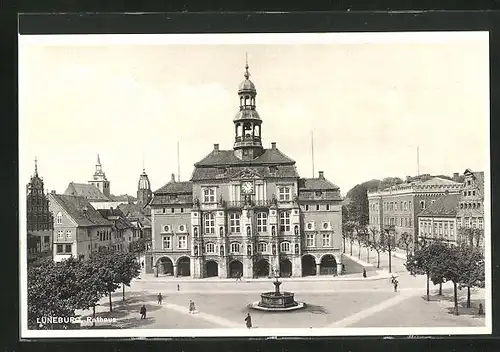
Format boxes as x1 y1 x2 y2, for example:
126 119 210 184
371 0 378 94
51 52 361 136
241 181 254 194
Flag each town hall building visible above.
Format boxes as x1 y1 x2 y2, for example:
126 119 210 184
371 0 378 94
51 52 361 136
147 61 343 279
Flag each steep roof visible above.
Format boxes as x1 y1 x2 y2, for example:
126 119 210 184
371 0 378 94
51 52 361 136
419 177 461 186
64 182 110 201
194 148 295 167
51 194 113 227
154 181 193 194
418 193 460 217
97 208 125 218
191 165 299 182
299 178 340 191
117 203 152 227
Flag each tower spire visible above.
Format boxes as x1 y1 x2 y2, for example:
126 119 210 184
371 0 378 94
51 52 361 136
34 157 38 177
97 153 101 165
244 52 250 79
142 152 145 172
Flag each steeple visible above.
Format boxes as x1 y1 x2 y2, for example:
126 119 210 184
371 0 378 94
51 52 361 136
137 165 152 206
34 157 38 177
233 54 263 161
89 153 110 198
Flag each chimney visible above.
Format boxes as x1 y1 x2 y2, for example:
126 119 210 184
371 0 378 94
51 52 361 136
318 171 324 179
51 190 56 194
171 173 175 182
83 206 88 216
271 142 276 149
406 176 411 182
213 143 219 151
453 172 460 181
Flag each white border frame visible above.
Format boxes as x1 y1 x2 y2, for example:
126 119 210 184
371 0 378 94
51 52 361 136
19 31 491 338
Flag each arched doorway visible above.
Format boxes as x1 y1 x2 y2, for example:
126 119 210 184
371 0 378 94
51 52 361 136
301 255 316 276
157 257 173 275
320 254 337 275
229 260 243 278
205 260 218 278
177 257 191 276
254 259 270 278
280 259 292 277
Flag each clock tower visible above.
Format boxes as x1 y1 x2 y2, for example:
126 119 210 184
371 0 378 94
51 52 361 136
233 57 264 161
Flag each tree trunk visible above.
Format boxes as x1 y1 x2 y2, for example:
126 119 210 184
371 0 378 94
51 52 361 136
350 241 353 256
366 247 370 263
467 286 471 308
343 237 346 253
377 252 380 268
426 274 430 301
439 282 442 296
453 282 459 315
388 248 392 274
92 305 96 327
358 243 361 259
109 290 113 312
122 284 125 302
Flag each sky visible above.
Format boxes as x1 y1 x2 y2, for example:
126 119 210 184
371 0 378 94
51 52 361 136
18 33 490 197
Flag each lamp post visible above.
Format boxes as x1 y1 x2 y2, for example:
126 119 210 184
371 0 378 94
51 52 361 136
385 225 395 273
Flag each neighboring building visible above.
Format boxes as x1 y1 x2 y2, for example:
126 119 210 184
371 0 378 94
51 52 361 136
148 61 343 279
26 158 53 256
456 169 485 247
89 154 111 198
97 208 136 252
417 193 460 247
368 175 463 248
48 193 115 262
64 182 110 202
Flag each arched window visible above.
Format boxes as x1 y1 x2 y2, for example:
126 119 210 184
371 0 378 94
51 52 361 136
280 241 290 253
194 227 198 237
294 225 299 235
56 212 62 224
205 242 215 254
219 226 224 237
230 242 240 253
271 226 276 236
257 242 268 253
204 213 215 234
246 226 251 236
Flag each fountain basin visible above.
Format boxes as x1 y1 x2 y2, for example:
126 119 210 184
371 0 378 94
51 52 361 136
249 291 305 312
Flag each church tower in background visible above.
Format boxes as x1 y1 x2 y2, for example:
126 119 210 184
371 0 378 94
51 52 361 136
89 154 111 198
137 167 152 207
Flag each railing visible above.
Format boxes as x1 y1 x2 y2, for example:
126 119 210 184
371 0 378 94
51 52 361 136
234 136 262 143
225 199 274 208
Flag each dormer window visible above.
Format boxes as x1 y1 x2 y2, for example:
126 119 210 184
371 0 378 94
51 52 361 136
278 186 291 201
203 187 216 203
315 191 322 197
269 166 277 174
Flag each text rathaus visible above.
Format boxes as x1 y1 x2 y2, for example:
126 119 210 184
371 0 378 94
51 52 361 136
146 61 343 279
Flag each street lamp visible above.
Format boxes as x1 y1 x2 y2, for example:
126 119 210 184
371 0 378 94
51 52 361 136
385 225 395 273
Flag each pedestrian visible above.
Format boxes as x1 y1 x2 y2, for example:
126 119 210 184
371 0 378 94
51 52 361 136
238 272 242 281
363 268 367 278
157 293 163 305
189 300 196 314
140 305 147 319
141 261 144 269
177 284 180 291
393 279 399 292
245 313 252 328
235 272 239 281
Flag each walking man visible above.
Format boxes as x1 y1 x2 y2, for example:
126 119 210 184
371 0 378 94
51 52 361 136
157 293 163 305
245 313 252 328
140 305 147 319
363 268 367 278
189 300 196 314
177 284 180 292
393 278 399 292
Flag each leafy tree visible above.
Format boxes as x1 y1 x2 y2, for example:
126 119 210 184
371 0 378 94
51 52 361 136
368 227 385 269
457 244 485 308
405 243 434 301
88 250 121 312
398 232 413 258
114 251 141 301
345 184 369 227
427 240 450 296
458 227 483 248
355 226 367 259
341 205 351 253
378 177 404 191
129 237 149 254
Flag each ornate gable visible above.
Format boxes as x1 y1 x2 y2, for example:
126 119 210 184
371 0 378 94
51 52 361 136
231 167 263 180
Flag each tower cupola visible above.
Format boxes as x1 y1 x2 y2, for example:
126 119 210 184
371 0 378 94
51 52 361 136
233 54 264 161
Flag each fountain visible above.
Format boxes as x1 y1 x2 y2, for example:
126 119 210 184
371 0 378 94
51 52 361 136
249 269 305 312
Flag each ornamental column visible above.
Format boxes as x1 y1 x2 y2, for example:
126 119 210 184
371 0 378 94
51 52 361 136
173 264 178 277
316 263 321 276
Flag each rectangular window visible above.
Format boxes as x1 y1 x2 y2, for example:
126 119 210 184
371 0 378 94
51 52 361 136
305 204 309 211
66 230 71 239
450 222 455 235
306 234 315 247
322 234 331 247
181 208 184 213
205 242 215 253
57 230 63 240
257 212 268 233
171 208 175 213
278 186 291 201
464 217 470 228
177 235 187 249
230 213 241 233
457 218 462 228
56 244 63 253
279 211 291 232
478 218 483 229
472 217 477 228
326 204 330 211
316 204 320 211
162 236 171 249
65 244 72 253
203 187 216 203
444 222 448 236
230 242 240 253
439 223 443 235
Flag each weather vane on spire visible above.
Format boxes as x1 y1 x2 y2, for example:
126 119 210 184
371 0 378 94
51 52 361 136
34 156 38 177
244 52 250 80
142 152 145 172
